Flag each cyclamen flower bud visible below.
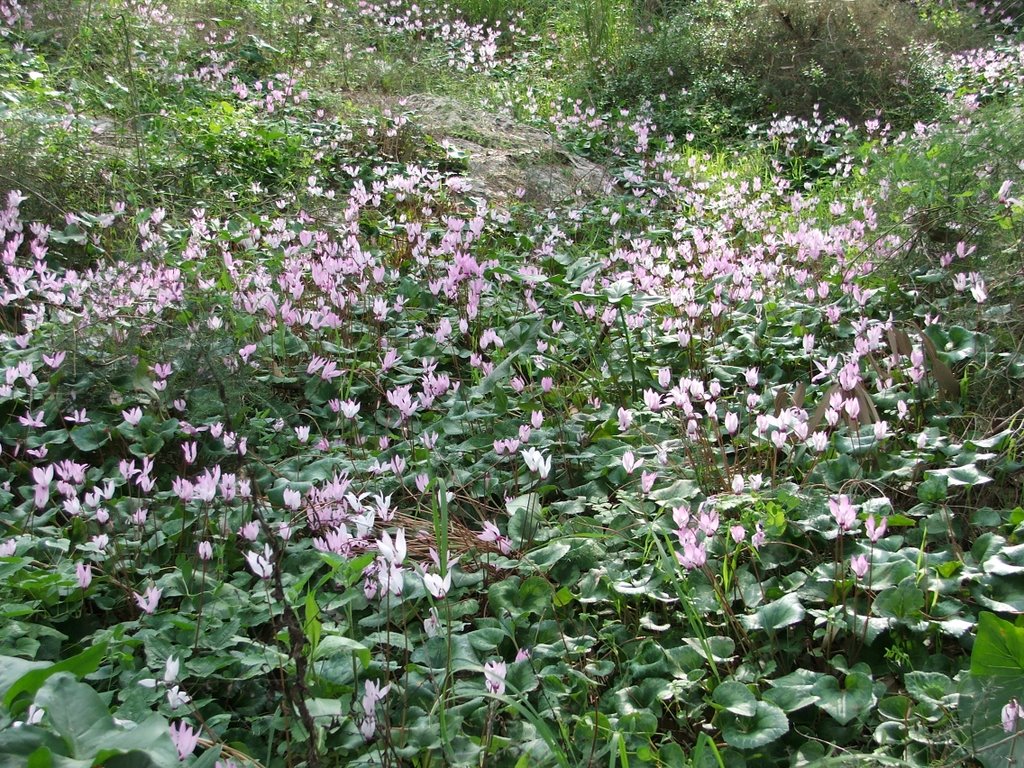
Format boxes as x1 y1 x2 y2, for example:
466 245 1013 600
850 554 869 580
865 515 887 543
76 562 92 589
724 411 739 435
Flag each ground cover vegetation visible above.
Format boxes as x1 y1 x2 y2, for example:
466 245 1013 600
0 0 1023 765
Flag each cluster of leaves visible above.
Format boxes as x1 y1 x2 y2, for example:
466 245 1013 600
0 0 1022 767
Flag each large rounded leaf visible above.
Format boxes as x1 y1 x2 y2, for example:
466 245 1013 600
721 700 789 749
713 681 757 716
764 669 823 713
739 593 805 631
971 611 1024 676
812 672 876 726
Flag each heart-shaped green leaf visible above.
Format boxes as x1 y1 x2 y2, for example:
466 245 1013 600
812 671 876 725
712 681 757 716
971 611 1024 676
740 593 805 631
720 700 789 749
873 577 924 621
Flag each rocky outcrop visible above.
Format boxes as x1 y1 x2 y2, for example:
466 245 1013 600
401 94 613 206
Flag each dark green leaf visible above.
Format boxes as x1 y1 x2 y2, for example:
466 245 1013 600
34 673 111 758
68 425 109 452
812 672 876 725
1 645 106 710
971 611 1024 676
739 593 804 631
917 474 948 503
873 577 925 622
712 681 757 716
720 701 789 749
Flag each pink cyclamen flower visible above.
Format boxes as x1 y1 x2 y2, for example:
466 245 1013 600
478 521 511 554
12 703 44 728
19 410 45 428
424 607 441 638
484 660 507 696
122 407 143 426
698 507 720 536
618 407 633 431
850 554 869 580
1003 698 1020 733
830 494 857 532
844 398 861 421
865 514 887 543
198 541 213 561
65 408 90 424
422 569 452 599
362 678 390 723
169 721 199 760
165 656 180 682
724 411 739 435
360 679 390 740
360 715 377 741
43 351 65 369
809 431 828 452
621 450 642 474
167 685 191 710
134 586 162 614
76 562 92 589
676 539 707 570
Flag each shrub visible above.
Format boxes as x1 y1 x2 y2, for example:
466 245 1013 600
597 0 948 141
737 0 943 125
866 101 1024 424
551 0 638 76
591 1 762 140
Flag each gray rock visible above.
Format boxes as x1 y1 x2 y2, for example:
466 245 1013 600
401 94 614 206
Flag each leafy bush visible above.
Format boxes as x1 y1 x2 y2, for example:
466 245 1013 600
738 0 944 124
598 0 949 141
591 1 762 140
863 101 1024 425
